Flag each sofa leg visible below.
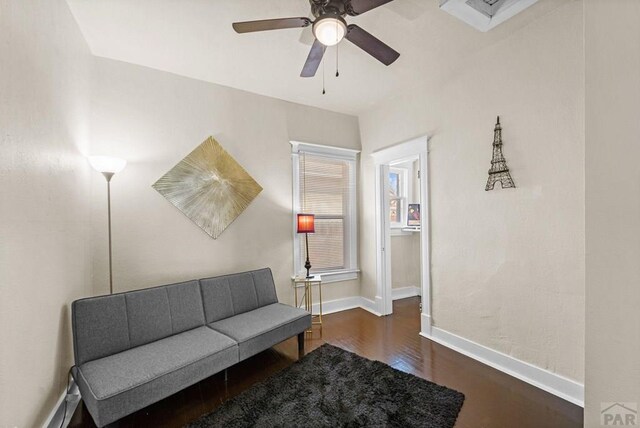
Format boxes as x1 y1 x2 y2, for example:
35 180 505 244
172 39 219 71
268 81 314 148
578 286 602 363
298 332 305 357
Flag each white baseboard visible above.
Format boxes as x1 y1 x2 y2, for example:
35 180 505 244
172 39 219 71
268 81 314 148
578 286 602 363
359 297 383 316
310 296 382 317
391 286 421 300
42 378 80 428
374 295 384 313
421 313 432 336
420 327 584 407
309 296 362 315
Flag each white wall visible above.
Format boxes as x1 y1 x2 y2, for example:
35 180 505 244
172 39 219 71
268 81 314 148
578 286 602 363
584 0 640 425
391 233 421 290
358 0 584 383
0 1 92 426
89 57 362 305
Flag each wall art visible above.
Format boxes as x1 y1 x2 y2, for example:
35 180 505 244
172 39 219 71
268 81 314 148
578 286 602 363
153 136 262 239
485 116 516 191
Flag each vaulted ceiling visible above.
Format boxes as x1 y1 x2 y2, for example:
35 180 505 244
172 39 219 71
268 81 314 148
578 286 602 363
67 0 565 115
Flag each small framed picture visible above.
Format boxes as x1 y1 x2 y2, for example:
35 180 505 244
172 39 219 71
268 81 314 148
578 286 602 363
407 204 420 227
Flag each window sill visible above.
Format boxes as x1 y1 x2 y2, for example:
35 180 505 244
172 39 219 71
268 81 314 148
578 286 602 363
390 227 420 236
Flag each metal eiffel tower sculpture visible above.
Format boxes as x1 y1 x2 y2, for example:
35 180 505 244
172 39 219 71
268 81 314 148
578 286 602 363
485 116 515 191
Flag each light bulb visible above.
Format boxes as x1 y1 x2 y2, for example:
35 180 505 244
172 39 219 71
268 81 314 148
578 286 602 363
88 156 127 174
313 16 347 47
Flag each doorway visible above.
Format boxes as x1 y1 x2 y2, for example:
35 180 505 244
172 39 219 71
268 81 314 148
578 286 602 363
371 136 431 335
389 157 421 305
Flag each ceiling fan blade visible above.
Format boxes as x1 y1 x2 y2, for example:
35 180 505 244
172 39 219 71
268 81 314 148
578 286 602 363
345 25 399 66
233 17 312 34
346 0 394 16
298 26 315 46
301 39 326 78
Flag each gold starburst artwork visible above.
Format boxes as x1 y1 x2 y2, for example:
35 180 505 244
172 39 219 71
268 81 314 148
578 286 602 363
152 137 262 239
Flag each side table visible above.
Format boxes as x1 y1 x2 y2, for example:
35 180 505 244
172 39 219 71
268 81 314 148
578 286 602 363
292 275 322 331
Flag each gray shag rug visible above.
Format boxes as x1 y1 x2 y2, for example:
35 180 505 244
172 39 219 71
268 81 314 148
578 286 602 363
186 343 464 428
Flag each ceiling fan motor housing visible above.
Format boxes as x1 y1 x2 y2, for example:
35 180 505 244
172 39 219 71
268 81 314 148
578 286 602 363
310 0 349 18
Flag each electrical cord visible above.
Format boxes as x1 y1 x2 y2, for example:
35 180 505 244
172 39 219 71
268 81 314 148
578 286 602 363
59 368 73 428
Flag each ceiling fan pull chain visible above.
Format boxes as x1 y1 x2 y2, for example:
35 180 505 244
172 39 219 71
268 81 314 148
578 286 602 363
322 55 326 95
336 44 340 77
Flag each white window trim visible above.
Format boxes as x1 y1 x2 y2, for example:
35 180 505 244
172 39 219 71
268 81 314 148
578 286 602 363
291 141 360 283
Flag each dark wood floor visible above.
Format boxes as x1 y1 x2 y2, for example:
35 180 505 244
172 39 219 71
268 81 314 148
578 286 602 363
69 297 583 427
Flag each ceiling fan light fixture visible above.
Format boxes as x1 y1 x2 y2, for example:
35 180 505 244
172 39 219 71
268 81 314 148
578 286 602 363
313 15 347 47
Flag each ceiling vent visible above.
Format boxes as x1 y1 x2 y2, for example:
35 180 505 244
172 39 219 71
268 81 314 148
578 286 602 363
440 0 539 32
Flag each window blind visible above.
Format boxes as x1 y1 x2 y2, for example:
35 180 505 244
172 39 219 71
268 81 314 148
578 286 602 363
299 153 353 272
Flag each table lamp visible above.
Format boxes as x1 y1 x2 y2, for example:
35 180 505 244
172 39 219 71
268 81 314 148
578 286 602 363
297 214 315 278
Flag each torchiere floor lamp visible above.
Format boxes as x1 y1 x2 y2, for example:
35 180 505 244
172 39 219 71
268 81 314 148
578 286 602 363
89 156 126 294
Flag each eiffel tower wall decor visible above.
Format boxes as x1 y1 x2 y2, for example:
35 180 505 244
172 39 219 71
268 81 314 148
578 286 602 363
485 116 516 191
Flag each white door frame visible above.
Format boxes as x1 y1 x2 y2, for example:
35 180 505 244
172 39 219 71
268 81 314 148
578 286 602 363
371 136 432 334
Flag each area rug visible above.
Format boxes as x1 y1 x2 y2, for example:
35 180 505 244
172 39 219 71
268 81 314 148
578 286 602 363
186 343 464 428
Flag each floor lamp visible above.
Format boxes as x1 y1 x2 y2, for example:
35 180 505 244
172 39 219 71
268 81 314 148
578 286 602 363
89 156 127 294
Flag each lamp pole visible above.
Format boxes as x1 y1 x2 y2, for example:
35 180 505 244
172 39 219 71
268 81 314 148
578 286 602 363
89 156 126 295
304 232 312 278
103 172 115 294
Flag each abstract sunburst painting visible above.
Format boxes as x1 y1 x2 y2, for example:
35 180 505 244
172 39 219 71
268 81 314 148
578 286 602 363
152 137 262 239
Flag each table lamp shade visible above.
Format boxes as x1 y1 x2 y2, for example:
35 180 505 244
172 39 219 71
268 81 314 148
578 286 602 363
297 214 315 234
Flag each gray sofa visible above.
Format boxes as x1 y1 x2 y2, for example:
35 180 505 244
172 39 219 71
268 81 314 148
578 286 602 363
71 268 311 427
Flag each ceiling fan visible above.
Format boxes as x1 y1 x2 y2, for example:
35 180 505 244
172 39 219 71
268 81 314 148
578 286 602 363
232 0 400 78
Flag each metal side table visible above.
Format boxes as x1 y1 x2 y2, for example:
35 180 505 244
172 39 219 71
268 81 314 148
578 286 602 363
292 275 322 332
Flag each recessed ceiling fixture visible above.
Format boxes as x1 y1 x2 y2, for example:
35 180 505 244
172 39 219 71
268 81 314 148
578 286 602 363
440 0 539 32
233 0 400 78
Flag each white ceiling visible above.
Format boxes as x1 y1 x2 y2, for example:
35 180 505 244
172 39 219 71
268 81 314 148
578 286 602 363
66 0 563 115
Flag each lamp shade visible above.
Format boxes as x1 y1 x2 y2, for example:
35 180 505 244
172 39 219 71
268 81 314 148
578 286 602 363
88 156 127 174
297 214 315 234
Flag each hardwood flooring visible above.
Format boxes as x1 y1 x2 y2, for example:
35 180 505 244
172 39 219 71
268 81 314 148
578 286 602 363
68 297 583 427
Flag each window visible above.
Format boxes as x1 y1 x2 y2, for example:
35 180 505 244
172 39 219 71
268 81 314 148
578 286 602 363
292 142 359 283
389 163 413 229
389 167 409 228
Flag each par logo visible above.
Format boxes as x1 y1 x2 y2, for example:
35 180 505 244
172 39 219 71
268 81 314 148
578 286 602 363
601 402 637 426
